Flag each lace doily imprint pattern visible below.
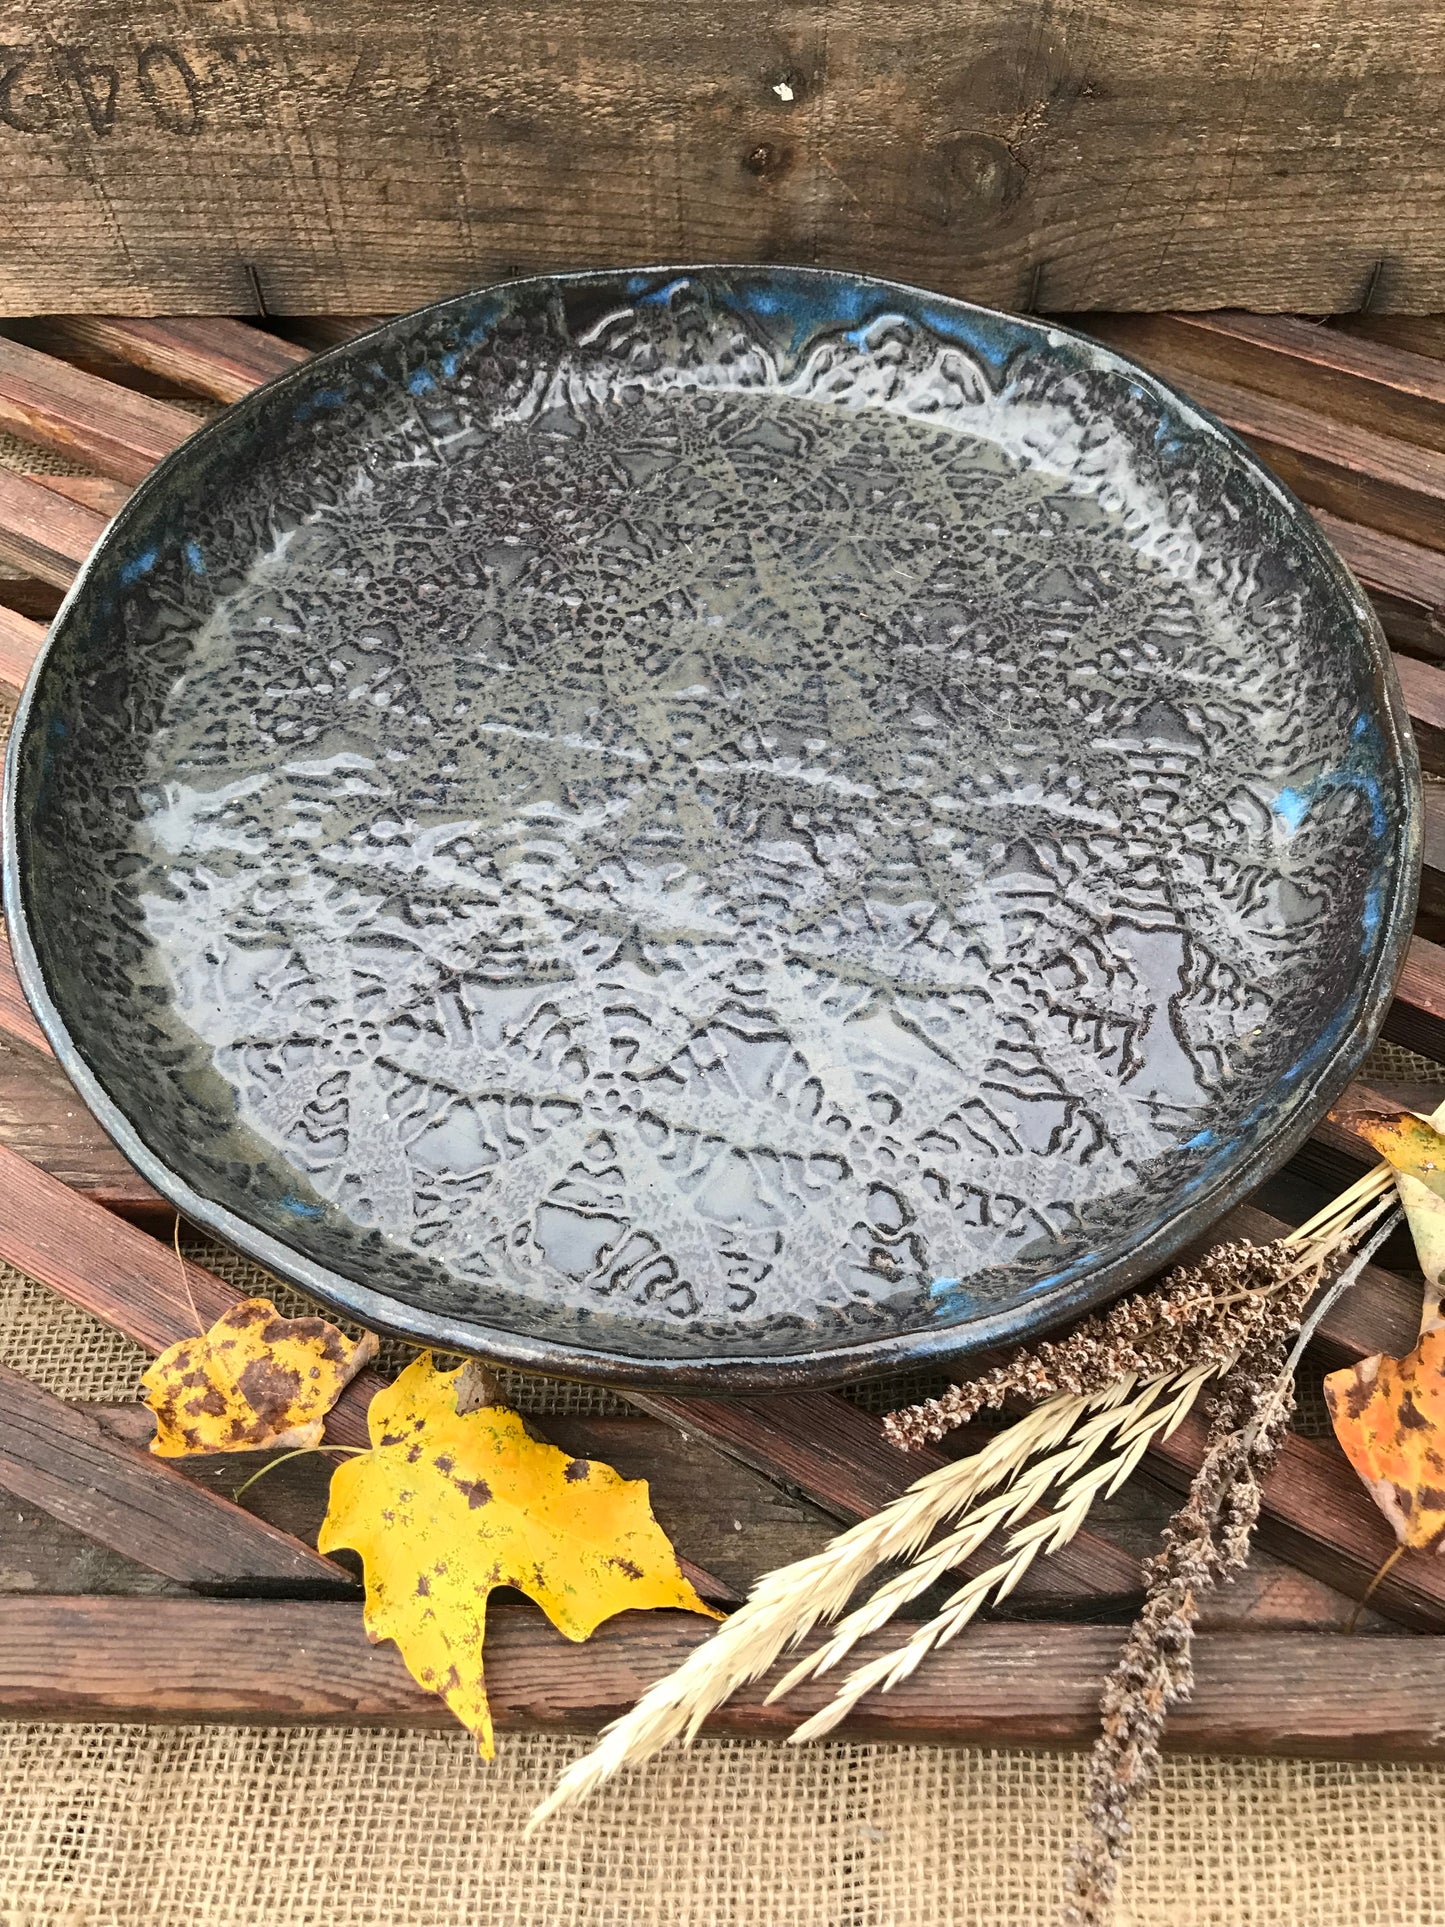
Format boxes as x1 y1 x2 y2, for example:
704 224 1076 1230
13 274 1408 1366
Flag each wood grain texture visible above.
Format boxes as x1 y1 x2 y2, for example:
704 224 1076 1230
70 1400 1379 1631
0 336 196 481
0 469 106 586
1311 511 1445 661
30 473 131 517
89 1404 827 1607
1148 1414 1445 1633
0 1136 278 1354
0 1596 1440 1759
0 928 50 1055
0 601 41 696
0 1036 167 1216
1078 313 1445 455
1395 654 1445 772
1384 934 1445 1063
0 1362 354 1593
627 1387 1143 1604
1159 369 1445 555
30 316 309 404
4 6 1445 314
1420 785 1445 944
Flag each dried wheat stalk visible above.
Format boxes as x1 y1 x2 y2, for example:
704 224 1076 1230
769 1365 1214 1714
526 1381 1121 1829
781 1366 1215 1741
531 1184 1394 1827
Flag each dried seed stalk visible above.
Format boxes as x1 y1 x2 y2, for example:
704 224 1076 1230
885 1241 1305 1451
1059 1207 1402 1926
531 1185 1395 1828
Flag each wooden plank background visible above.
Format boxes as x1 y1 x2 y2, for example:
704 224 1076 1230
3 2 1445 315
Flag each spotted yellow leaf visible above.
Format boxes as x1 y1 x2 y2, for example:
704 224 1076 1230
1343 1110 1445 1331
1326 1328 1445 1551
318 1353 720 1756
141 1298 378 1457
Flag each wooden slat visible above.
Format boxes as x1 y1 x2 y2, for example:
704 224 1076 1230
8 7 1445 316
32 317 309 406
630 1386 952 1524
0 469 107 587
0 1362 353 1594
630 1386 1142 1607
67 1398 1377 1633
0 1037 168 1219
1080 313 1445 455
0 1136 275 1352
31 474 132 518
1311 512 1445 660
1420 785 1445 945
1395 654 1445 770
0 337 196 483
1384 934 1445 1062
1174 371 1445 556
0 929 51 1055
1331 315 1445 364
0 603 43 697
1149 1414 1445 1634
1 1596 1442 1759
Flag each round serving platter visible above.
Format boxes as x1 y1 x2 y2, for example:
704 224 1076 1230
2 267 1420 1388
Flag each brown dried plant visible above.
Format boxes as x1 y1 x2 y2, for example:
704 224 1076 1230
532 1187 1398 1830
1058 1205 1401 1926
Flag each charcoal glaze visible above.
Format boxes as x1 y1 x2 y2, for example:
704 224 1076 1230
3 268 1420 1387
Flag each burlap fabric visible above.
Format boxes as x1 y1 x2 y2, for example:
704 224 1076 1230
2 1216 1442 1923
2 1726 1444 1927
3 432 1444 1923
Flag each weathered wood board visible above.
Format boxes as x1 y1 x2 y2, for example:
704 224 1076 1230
3 2 1445 314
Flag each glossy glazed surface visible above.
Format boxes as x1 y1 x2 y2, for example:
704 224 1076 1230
4 269 1419 1384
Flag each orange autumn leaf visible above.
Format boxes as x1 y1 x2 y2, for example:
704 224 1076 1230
1325 1109 1445 1552
141 1298 378 1457
1325 1330 1445 1552
318 1354 720 1757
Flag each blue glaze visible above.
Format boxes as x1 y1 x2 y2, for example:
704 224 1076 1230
279 1194 325 1220
2 263 1416 1391
293 387 348 424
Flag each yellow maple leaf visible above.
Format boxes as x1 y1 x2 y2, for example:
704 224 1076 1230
141 1298 378 1457
318 1353 721 1756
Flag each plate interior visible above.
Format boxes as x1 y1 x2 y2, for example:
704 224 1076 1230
6 269 1416 1380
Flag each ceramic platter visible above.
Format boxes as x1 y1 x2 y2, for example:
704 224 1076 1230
3 268 1420 1387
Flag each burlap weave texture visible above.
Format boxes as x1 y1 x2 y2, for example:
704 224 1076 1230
2 1725 1444 1927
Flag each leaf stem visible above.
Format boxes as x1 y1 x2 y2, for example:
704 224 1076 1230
232 1445 369 1501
